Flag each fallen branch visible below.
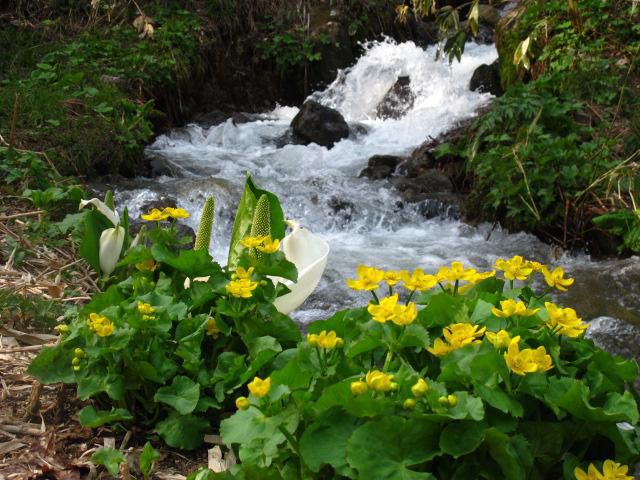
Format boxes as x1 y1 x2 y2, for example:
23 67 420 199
0 423 44 436
0 344 55 353
0 210 46 222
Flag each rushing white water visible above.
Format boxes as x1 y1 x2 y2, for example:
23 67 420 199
115 39 640 325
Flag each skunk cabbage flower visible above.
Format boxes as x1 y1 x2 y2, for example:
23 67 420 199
79 198 119 226
273 221 329 315
99 226 125 275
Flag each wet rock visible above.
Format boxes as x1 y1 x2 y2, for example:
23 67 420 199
587 317 640 363
376 76 415 120
231 112 258 125
391 169 454 203
470 60 503 96
478 4 501 27
327 196 355 224
290 100 350 148
193 110 227 128
359 155 403 180
148 154 188 178
349 123 370 139
411 19 440 48
139 196 178 214
417 198 461 219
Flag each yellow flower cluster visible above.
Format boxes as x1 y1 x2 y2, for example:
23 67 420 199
137 301 156 321
87 312 114 337
140 207 189 222
427 323 486 357
365 370 397 392
240 235 280 254
493 256 574 292
307 330 344 349
347 263 496 294
225 278 259 298
545 302 588 337
575 459 633 480
491 299 540 318
503 337 553 376
367 294 417 326
247 376 271 398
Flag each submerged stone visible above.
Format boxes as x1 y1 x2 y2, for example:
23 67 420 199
290 100 350 148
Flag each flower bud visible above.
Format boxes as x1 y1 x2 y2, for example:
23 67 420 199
307 334 319 347
350 381 368 396
438 396 449 406
73 365 81 372
403 398 416 410
447 394 458 407
54 324 70 334
72 357 81 366
74 348 85 358
411 378 428 398
389 382 399 391
235 396 250 410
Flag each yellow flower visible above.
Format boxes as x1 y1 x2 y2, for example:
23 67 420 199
256 237 280 254
400 268 438 291
235 396 250 410
307 333 319 347
531 346 553 373
206 318 220 337
427 338 455 357
443 323 486 347
494 256 534 281
383 270 403 286
350 381 368 396
525 260 545 272
545 302 588 337
436 261 476 283
240 235 268 248
233 266 254 279
54 324 70 334
403 398 416 409
491 299 540 318
368 294 399 323
365 370 395 392
504 337 553 376
602 459 633 480
467 270 496 284
411 378 429 398
141 208 169 222
346 265 385 291
135 259 156 272
316 330 344 349
88 312 114 337
575 460 633 480
486 330 512 349
225 278 259 298
163 207 189 219
392 302 417 326
247 376 271 398
137 302 155 315
542 266 574 292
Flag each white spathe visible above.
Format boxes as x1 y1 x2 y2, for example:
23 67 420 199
99 226 125 275
79 198 119 226
273 221 330 315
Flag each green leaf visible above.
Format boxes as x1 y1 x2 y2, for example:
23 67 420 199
139 442 161 479
346 417 440 480
92 447 126 476
27 346 75 384
228 174 286 267
79 210 112 273
156 413 210 450
299 410 357 475
397 323 430 349
151 244 223 278
418 293 468 328
78 406 133 428
154 376 200 415
439 421 486 457
475 383 523 418
484 429 532 479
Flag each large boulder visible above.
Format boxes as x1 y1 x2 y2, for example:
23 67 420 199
390 169 454 203
470 60 503 96
290 100 350 148
359 155 403 180
376 76 415 120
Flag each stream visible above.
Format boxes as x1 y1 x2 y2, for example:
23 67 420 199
111 39 639 332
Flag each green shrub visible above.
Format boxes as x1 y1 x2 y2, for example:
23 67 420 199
212 260 639 479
